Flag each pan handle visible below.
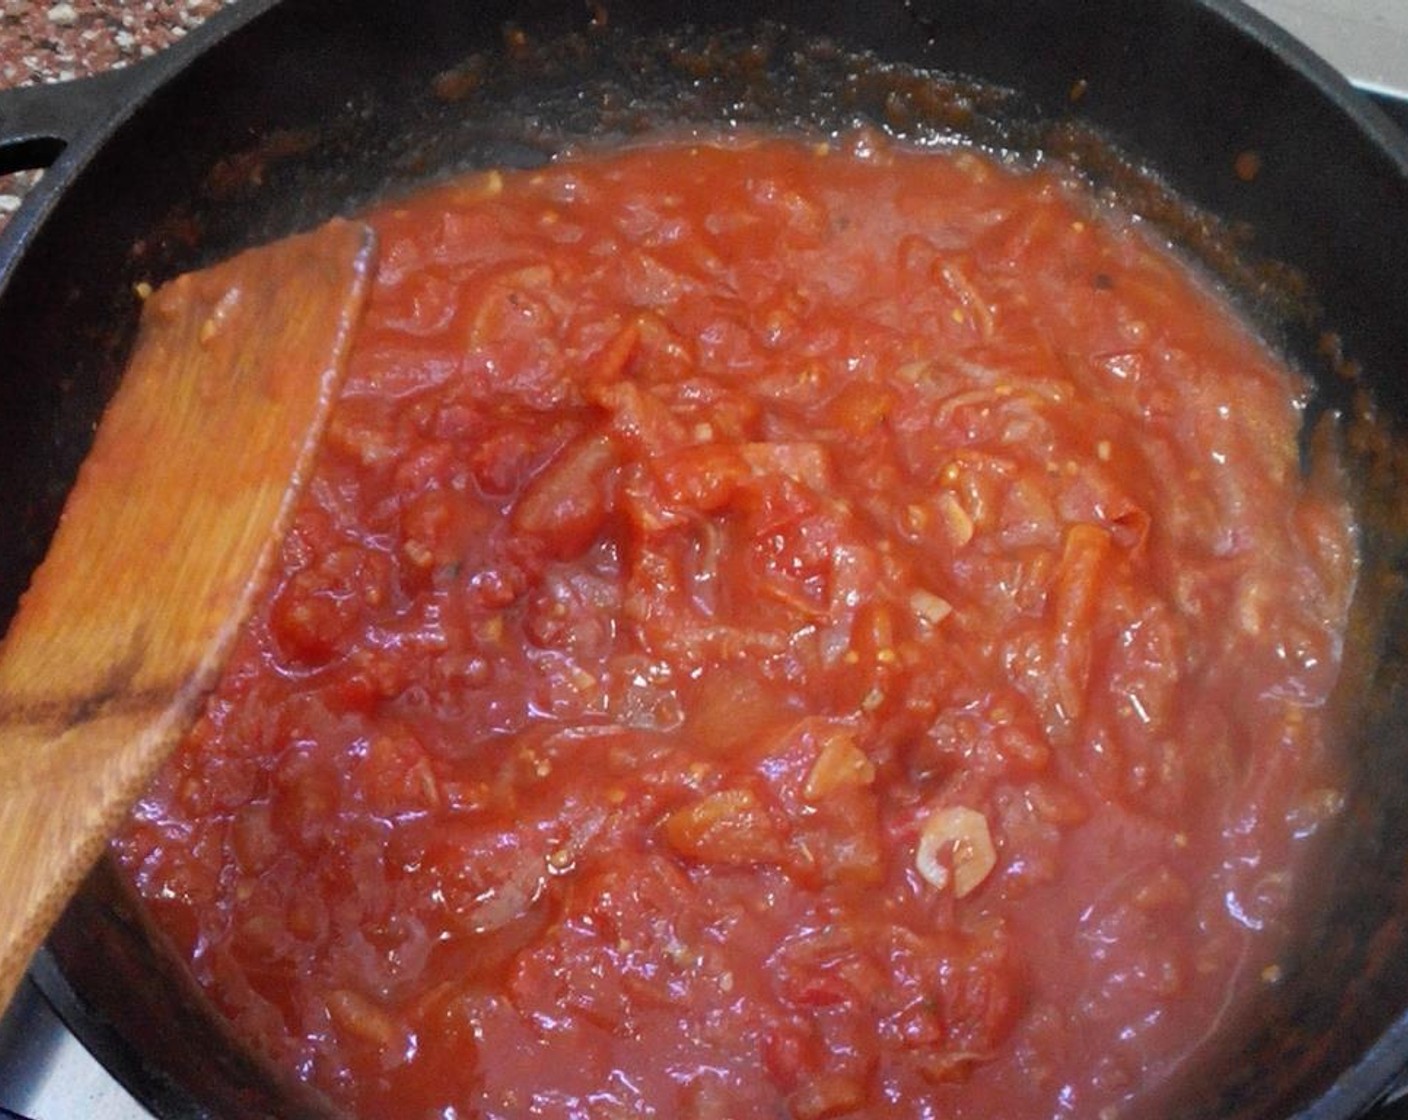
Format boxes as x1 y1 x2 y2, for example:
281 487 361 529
0 64 152 176
0 0 275 181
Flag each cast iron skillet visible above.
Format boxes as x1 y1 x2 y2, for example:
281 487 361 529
4 1 1408 1118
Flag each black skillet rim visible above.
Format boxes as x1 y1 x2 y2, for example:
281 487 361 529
2 0 1408 1117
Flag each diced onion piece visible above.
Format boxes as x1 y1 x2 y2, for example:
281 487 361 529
803 734 876 801
916 806 996 897
326 989 403 1049
738 441 832 490
663 788 785 865
936 491 975 547
909 589 953 627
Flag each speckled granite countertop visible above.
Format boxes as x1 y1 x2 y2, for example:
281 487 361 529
0 0 236 234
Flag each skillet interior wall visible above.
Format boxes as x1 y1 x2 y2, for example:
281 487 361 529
2 0 1407 1117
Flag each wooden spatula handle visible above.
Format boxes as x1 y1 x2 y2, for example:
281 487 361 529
0 219 376 1013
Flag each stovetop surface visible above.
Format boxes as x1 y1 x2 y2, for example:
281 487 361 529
1 2 1407 1118
1248 0 1408 95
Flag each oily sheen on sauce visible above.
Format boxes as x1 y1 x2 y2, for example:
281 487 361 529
115 134 1357 1120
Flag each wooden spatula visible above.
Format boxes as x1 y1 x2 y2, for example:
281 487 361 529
0 218 377 1013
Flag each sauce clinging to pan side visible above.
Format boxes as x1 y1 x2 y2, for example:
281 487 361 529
116 132 1356 1119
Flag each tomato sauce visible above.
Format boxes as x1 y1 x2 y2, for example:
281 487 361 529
115 133 1358 1119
